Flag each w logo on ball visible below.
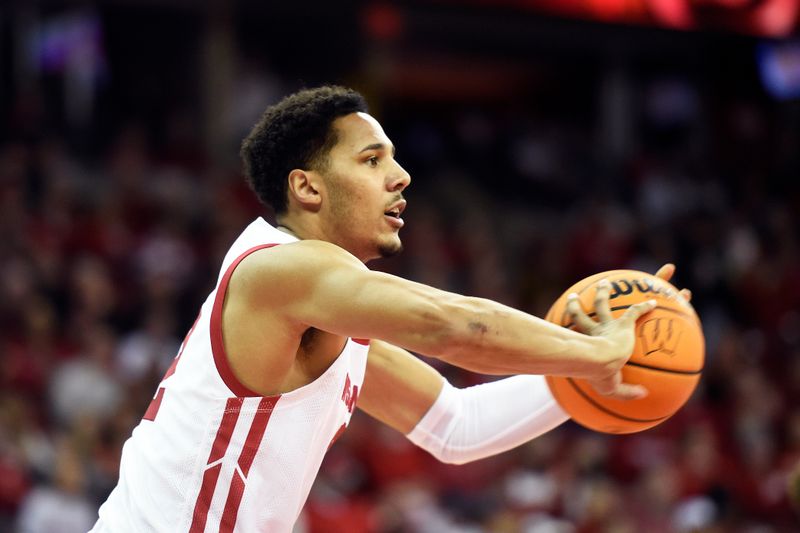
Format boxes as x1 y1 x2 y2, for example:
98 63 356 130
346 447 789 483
639 317 682 356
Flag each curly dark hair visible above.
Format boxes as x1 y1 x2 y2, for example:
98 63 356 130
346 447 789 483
240 85 368 215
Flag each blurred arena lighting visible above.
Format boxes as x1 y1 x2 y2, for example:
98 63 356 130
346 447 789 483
442 0 800 36
758 39 800 99
17 8 107 127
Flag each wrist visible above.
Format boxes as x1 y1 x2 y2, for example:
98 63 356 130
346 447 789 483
580 336 619 380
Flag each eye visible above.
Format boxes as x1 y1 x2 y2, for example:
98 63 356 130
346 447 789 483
366 156 379 167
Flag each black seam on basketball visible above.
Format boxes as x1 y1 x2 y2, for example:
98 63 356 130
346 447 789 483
566 378 671 423
625 361 703 375
562 305 696 328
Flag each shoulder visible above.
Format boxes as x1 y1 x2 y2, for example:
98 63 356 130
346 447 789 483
239 239 366 276
230 240 367 303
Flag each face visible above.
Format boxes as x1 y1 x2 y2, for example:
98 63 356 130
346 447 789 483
317 112 411 262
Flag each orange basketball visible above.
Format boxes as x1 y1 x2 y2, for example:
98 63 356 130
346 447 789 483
545 270 704 434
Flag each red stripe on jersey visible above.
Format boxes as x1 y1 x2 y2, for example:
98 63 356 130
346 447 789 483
219 396 280 531
209 398 244 463
210 244 280 397
351 337 371 346
219 470 245 533
238 397 279 476
189 398 243 533
189 463 222 533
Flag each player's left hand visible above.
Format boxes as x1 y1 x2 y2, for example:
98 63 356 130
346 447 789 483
654 263 692 302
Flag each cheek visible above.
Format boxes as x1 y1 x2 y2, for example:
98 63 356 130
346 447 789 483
326 173 382 227
329 188 368 231
340 189 372 217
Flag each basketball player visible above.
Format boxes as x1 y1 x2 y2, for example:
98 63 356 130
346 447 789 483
91 86 689 532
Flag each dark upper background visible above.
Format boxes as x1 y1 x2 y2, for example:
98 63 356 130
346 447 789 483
1 1 799 532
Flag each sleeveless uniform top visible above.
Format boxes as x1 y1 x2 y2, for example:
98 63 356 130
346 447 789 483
92 218 369 533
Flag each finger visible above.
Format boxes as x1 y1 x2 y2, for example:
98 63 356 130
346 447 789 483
654 263 675 281
588 373 617 396
590 371 649 400
566 293 596 331
594 279 613 322
680 288 692 302
620 299 657 325
605 382 649 401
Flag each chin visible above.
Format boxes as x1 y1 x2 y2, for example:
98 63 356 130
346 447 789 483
377 238 403 259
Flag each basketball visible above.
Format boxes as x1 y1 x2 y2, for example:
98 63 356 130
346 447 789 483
545 270 704 434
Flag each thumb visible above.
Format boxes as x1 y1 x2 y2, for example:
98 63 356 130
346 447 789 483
609 382 649 401
590 371 648 400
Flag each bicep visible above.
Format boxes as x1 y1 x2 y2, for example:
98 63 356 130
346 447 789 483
239 240 459 353
358 340 444 434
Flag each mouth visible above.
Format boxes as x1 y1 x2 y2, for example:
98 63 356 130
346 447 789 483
384 200 406 229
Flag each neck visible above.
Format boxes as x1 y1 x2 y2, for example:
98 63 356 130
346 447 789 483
276 213 373 264
275 213 326 242
276 222 299 239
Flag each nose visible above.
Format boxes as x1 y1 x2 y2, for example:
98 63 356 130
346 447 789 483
388 163 411 192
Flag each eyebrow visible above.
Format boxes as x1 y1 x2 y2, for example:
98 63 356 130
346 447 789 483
358 143 396 156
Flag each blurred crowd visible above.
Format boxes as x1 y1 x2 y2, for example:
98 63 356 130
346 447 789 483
1 44 800 533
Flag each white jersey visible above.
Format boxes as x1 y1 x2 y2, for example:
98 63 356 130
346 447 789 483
92 218 369 533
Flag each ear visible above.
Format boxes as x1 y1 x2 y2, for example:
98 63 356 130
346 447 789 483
287 169 322 211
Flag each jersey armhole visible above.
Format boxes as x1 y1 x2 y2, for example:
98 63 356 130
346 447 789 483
210 243 280 397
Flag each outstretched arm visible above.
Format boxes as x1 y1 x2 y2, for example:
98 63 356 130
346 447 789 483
357 264 690 464
235 239 655 391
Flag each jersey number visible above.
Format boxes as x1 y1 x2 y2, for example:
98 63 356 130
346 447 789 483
142 312 201 421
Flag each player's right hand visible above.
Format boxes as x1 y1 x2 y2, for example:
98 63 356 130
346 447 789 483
565 279 656 401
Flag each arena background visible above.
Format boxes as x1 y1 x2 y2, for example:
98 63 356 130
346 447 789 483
1 1 799 531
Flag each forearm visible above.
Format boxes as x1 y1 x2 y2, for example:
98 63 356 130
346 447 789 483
406 374 569 464
429 295 614 379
